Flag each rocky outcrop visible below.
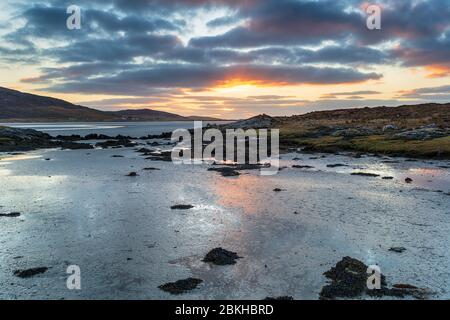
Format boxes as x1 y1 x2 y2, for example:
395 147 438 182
0 127 57 151
392 127 449 140
224 114 275 129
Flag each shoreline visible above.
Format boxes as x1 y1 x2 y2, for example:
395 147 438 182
1 145 449 299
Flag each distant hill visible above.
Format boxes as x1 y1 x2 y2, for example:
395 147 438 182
0 86 114 121
109 109 221 121
0 86 222 122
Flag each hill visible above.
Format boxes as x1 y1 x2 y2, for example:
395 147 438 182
0 87 222 122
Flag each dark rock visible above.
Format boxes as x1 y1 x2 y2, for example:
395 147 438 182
0 127 57 152
96 139 136 149
171 204 194 210
273 188 285 192
389 247 406 253
208 167 240 177
326 164 348 168
393 283 418 290
111 155 124 158
60 142 94 150
203 247 241 265
351 172 380 177
0 212 21 217
126 172 138 177
320 256 428 300
14 267 48 278
382 176 394 180
292 165 314 169
320 256 375 299
142 167 160 171
56 134 82 141
264 296 294 300
136 147 152 153
405 177 413 183
158 278 203 295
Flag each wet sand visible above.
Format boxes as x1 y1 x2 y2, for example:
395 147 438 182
0 147 449 299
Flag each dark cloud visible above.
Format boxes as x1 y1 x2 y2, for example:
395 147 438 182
46 64 380 95
1 0 449 109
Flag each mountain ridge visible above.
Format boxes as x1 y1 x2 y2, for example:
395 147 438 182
0 86 223 122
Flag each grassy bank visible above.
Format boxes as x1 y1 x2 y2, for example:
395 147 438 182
280 133 450 158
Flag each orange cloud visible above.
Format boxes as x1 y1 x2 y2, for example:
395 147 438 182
425 65 450 78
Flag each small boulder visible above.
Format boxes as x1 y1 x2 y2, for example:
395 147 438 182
158 278 203 295
203 247 241 265
389 247 406 253
14 267 48 278
171 204 194 210
351 172 380 177
0 212 21 217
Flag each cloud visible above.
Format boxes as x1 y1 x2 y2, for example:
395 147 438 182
397 85 450 101
45 64 381 95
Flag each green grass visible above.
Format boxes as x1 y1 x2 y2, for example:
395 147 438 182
281 134 450 158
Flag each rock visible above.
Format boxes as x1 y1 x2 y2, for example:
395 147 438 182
142 167 160 171
382 176 394 180
264 296 294 300
60 142 94 150
0 212 21 217
393 284 418 290
292 165 314 169
208 167 240 177
136 147 153 153
171 204 194 210
326 164 348 168
389 247 406 253
320 257 428 300
203 248 241 265
158 278 203 295
320 256 374 299
331 127 376 137
405 177 413 183
14 267 48 278
351 172 380 177
126 172 138 177
0 127 57 152
111 155 124 158
383 124 399 132
393 128 448 140
96 139 136 149
273 188 284 192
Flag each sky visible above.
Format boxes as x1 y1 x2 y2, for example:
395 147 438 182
0 0 449 119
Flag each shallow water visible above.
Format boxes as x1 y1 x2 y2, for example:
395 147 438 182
0 123 449 299
0 121 231 137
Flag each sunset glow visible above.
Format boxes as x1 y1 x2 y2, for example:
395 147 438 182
0 0 449 119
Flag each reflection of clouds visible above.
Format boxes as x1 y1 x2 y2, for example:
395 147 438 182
0 154 42 162
211 174 274 215
409 168 447 175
